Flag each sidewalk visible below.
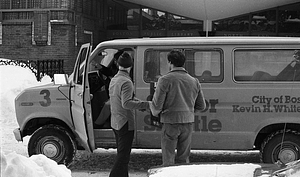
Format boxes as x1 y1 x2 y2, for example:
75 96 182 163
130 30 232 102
72 171 148 177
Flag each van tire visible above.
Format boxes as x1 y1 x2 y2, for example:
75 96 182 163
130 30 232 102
28 124 77 166
260 129 300 164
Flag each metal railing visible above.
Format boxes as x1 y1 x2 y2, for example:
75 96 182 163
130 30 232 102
0 59 64 81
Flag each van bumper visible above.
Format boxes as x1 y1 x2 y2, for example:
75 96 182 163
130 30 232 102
13 128 23 141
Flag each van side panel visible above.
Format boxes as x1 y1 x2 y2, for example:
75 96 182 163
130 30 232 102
134 44 300 150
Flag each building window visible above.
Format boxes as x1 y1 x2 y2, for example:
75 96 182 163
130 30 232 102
3 12 34 20
127 8 140 30
12 0 26 9
0 0 11 9
83 30 93 46
82 0 92 15
234 49 300 82
142 9 166 30
28 0 42 9
50 11 74 23
251 10 276 35
214 15 249 32
214 2 300 36
106 1 140 32
278 3 300 34
168 15 202 31
33 11 49 46
0 22 2 45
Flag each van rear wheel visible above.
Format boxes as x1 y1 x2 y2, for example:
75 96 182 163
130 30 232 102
28 125 76 166
260 130 300 164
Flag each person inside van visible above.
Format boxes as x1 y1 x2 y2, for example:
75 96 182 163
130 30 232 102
150 50 206 166
277 49 300 81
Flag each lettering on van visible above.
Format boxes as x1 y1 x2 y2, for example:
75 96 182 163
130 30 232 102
232 95 300 113
143 99 222 132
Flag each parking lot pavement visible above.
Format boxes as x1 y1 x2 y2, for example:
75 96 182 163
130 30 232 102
71 171 147 177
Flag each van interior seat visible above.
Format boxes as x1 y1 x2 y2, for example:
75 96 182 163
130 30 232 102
94 100 111 126
88 71 110 124
251 71 272 81
201 70 212 82
277 62 300 81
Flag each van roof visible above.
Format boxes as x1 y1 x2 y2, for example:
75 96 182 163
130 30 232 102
97 36 300 48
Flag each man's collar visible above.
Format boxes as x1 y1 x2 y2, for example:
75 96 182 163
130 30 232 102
117 70 130 76
170 67 187 72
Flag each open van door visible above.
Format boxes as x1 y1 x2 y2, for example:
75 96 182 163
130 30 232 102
70 43 95 152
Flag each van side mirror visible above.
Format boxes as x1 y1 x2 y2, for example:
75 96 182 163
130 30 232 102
54 74 69 85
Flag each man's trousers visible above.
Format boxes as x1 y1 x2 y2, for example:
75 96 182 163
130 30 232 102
161 123 193 166
109 122 134 177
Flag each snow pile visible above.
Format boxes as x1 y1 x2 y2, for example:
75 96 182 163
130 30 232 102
149 163 300 177
0 64 70 177
1 151 72 177
149 164 262 177
0 64 51 119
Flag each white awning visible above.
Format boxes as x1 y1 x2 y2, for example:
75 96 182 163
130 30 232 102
124 0 299 21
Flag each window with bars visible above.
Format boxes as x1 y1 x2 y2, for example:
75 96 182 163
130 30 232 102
0 0 11 9
12 0 27 9
3 12 34 20
2 10 72 22
44 0 73 9
50 11 74 22
33 11 49 45
82 0 92 15
32 0 42 8
0 22 2 45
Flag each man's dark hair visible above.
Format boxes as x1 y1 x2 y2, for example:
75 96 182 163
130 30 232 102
167 50 186 67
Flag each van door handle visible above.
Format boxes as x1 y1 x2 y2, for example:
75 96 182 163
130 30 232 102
77 93 82 98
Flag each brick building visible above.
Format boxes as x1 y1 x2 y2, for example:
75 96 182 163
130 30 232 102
0 0 108 73
0 0 299 74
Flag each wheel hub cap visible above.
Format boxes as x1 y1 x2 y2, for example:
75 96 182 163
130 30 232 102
278 149 296 164
43 144 58 158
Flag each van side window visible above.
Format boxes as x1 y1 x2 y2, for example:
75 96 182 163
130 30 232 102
234 49 300 82
185 50 223 83
144 49 223 83
144 50 169 82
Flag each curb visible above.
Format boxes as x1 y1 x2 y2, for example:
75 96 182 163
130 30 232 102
71 171 147 177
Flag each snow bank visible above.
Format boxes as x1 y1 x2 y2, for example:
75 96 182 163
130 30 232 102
0 65 51 120
0 64 71 177
148 163 300 177
149 164 262 177
1 151 72 177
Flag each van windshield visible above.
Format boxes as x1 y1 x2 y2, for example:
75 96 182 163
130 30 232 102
100 49 118 67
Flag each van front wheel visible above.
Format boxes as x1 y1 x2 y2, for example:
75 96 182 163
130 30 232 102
28 125 76 166
260 130 300 164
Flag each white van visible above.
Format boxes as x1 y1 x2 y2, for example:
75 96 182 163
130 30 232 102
14 37 300 165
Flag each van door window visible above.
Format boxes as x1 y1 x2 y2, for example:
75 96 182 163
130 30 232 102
75 47 88 85
144 49 223 83
234 49 300 82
